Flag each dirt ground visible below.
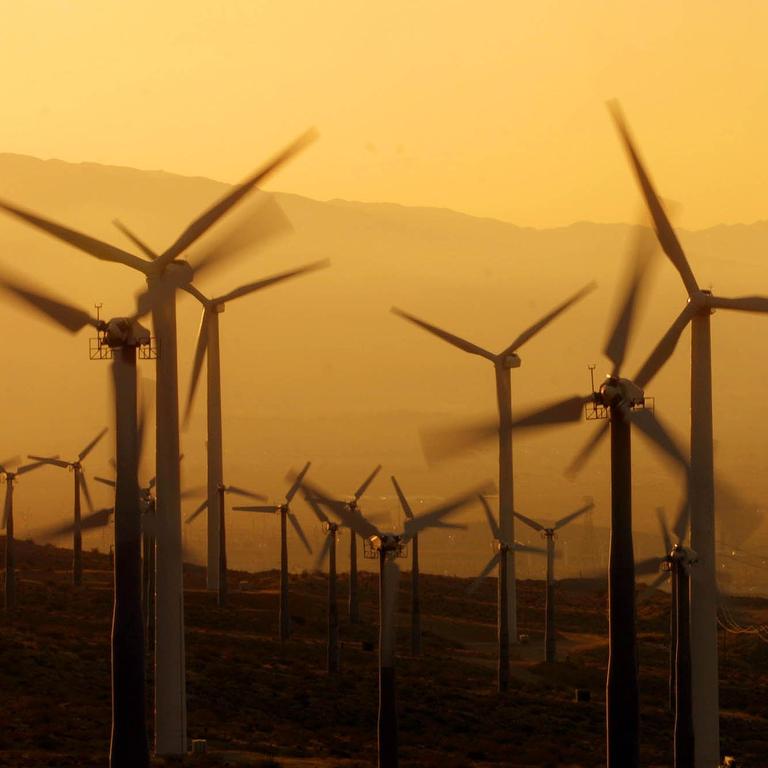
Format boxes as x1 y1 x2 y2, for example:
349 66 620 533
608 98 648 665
1 539 766 767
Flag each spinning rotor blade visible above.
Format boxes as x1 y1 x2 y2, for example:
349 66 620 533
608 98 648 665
566 420 610 476
42 507 114 537
513 542 546 555
314 534 333 571
285 461 311 504
478 494 502 539
422 395 591 462
403 481 494 541
554 499 594 531
213 260 329 305
185 498 208 524
28 455 70 469
390 475 414 520
656 507 673 554
0 200 148 271
709 295 768 313
637 571 669 603
603 224 655 376
232 505 279 514
354 464 382 501
503 281 597 355
288 512 313 554
183 308 210 425
0 274 101 333
468 552 502 594
632 303 695 389
513 510 544 534
225 485 267 501
635 555 665 576
627 407 688 469
80 474 95 515
303 490 330 524
391 307 495 361
16 459 48 476
608 101 699 296
94 476 116 488
79 427 109 461
113 219 158 260
157 129 316 269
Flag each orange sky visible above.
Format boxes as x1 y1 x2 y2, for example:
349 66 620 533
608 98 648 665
1 1 767 228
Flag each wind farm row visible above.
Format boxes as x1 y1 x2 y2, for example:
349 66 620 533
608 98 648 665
1 102 767 768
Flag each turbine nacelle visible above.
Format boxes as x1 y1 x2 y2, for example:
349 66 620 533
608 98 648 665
103 317 151 349
598 375 644 409
500 352 521 369
369 533 404 554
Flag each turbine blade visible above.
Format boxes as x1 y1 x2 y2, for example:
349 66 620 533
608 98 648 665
185 498 208 524
16 459 48 476
632 303 694 389
671 496 690 545
0 273 100 333
607 101 699 296
213 260 330 305
656 507 673 554
477 494 502 539
503 281 597 354
422 395 591 462
628 407 689 470
225 485 267 501
636 555 664 576
566 420 610 476
314 534 332 571
303 490 330 525
288 512 313 554
285 461 311 504
708 295 768 313
232 505 279 513
390 475 414 520
80 474 95 514
183 308 210 426
512 542 546 555
637 571 668 603
403 481 494 541
354 464 382 501
113 219 158 260
79 427 109 461
157 130 316 267
42 507 114 537
0 199 148 271
513 510 545 533
391 307 495 361
28 455 70 469
603 224 655 375
94 476 116 488
297 474 380 539
468 552 501 594
554 499 595 530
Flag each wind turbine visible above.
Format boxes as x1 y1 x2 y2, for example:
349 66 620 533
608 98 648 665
233 462 313 641
178 260 328 593
303 489 341 672
1 457 47 611
512 499 595 663
392 282 595 645
0 273 157 767
470 494 545 691
184 482 266 607
29 427 108 586
390 475 466 657
0 130 314 754
422 239 689 766
299 474 491 768
608 102 768 767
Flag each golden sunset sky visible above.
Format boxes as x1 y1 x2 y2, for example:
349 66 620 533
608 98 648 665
1 1 766 228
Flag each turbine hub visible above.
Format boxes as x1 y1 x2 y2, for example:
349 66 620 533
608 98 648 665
104 317 151 348
501 352 521 369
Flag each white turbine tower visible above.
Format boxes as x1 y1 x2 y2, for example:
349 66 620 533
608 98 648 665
391 282 594 645
180 260 328 593
0 130 314 754
609 101 768 767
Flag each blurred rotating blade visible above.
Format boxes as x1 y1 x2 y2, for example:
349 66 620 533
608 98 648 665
566 420 610 476
80 473 95 514
656 507 673 553
183 308 210 426
314 534 333 571
633 303 695 389
233 505 279 514
637 571 669 604
79 427 108 461
28 455 70 469
42 507 114 538
285 461 311 504
478 494 502 539
303 490 330 525
354 465 382 501
627 407 688 469
288 512 312 554
513 509 544 534
225 485 266 501
113 219 158 260
213 260 330 305
390 475 414 520
468 552 501 594
636 555 665 576
554 499 595 530
95 476 116 488
185 498 208 524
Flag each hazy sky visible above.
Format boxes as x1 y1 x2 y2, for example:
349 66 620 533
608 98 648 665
2 1 767 228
